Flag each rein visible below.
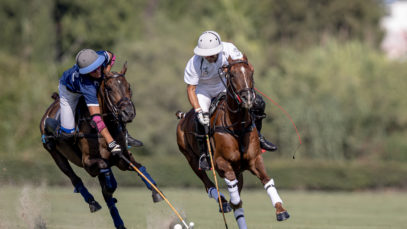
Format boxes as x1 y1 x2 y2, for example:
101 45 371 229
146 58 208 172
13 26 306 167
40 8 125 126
102 73 134 123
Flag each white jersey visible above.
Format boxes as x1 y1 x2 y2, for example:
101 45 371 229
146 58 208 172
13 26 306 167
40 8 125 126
184 42 243 112
184 42 243 86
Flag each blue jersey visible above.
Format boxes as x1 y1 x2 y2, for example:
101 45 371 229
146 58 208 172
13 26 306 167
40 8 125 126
60 51 111 106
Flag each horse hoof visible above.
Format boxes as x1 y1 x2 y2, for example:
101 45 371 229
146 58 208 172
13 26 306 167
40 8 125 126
276 211 290 221
89 200 102 213
117 225 126 229
219 202 233 213
152 189 164 203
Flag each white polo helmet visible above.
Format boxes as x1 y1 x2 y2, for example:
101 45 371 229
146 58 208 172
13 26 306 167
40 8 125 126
194 31 223 57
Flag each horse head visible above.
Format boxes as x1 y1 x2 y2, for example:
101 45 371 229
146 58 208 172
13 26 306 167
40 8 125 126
102 62 135 123
224 54 256 109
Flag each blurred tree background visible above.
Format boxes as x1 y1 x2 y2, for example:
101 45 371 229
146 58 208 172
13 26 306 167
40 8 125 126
1 0 406 189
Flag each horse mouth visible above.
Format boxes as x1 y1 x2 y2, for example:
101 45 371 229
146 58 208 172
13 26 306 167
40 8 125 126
120 104 136 123
240 91 255 109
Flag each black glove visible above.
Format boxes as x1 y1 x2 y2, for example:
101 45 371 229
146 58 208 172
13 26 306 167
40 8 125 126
108 141 123 157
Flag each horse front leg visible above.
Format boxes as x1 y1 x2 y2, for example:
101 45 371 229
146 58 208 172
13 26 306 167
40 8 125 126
117 151 163 203
98 169 126 229
217 157 247 229
180 148 232 213
250 154 290 221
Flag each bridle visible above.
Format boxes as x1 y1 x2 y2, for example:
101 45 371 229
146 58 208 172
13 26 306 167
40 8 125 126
218 60 255 113
103 73 135 122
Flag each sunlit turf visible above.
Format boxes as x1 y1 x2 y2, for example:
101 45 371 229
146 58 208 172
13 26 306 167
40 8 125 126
0 185 406 229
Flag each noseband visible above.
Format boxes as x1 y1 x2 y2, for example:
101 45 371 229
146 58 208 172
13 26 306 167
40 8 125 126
103 73 134 122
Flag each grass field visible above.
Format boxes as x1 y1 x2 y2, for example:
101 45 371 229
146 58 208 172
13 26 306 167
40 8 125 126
0 185 406 229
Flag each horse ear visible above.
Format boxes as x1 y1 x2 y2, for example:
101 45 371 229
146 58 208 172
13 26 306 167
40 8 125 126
249 62 254 72
120 61 128 75
103 67 112 77
243 53 248 61
227 56 233 64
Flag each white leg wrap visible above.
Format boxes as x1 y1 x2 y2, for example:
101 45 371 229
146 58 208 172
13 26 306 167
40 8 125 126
264 179 283 207
234 208 247 229
225 178 240 205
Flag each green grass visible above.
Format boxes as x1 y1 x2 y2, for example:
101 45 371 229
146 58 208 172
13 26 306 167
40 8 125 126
0 185 406 229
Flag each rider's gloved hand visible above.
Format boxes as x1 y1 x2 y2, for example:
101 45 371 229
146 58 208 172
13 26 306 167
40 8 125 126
108 140 123 157
195 108 209 126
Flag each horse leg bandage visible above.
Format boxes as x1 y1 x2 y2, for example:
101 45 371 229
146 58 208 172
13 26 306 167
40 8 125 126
264 179 283 207
225 178 240 205
74 182 95 203
208 187 226 201
234 208 247 229
106 197 124 228
138 166 157 190
100 168 117 193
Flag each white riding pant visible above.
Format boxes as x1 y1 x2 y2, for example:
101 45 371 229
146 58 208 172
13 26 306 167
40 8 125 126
58 84 83 133
196 83 226 113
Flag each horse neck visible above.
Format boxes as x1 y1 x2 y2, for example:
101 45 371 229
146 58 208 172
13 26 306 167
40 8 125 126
98 82 109 115
98 82 118 128
225 92 250 127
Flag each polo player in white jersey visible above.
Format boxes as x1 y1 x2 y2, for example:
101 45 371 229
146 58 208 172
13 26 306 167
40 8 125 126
184 31 277 170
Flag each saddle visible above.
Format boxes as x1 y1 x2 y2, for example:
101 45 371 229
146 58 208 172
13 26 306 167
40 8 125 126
42 97 97 144
209 92 226 117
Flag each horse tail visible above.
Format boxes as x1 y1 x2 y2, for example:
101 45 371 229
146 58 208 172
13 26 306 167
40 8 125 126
175 110 185 119
51 92 59 100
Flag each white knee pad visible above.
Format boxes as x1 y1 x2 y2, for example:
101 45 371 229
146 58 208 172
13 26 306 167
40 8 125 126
264 179 283 207
225 178 240 205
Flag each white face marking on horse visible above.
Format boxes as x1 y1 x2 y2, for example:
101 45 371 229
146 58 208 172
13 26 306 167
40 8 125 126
118 80 121 84
240 66 249 88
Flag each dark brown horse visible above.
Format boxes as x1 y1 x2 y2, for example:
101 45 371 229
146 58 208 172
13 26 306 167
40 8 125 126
176 55 289 228
40 64 162 229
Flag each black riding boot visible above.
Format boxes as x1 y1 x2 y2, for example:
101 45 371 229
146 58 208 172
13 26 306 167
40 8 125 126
126 131 143 147
252 95 278 152
195 119 210 170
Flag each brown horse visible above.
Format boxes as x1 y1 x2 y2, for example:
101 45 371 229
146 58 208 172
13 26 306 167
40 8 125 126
40 64 162 229
176 55 289 228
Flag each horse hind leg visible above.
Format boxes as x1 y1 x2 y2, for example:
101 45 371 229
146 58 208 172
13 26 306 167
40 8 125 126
46 147 101 212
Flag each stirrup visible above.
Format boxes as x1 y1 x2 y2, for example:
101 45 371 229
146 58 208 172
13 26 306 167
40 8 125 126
199 154 211 170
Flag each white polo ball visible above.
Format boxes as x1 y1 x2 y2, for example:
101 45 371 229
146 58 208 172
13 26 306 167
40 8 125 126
173 224 182 229
189 222 195 227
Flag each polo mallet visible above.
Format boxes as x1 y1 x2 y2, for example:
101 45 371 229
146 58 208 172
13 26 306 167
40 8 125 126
120 155 194 229
204 125 229 229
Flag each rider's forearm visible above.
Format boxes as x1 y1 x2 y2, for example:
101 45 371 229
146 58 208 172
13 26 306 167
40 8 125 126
187 84 200 110
88 106 114 143
100 128 114 143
